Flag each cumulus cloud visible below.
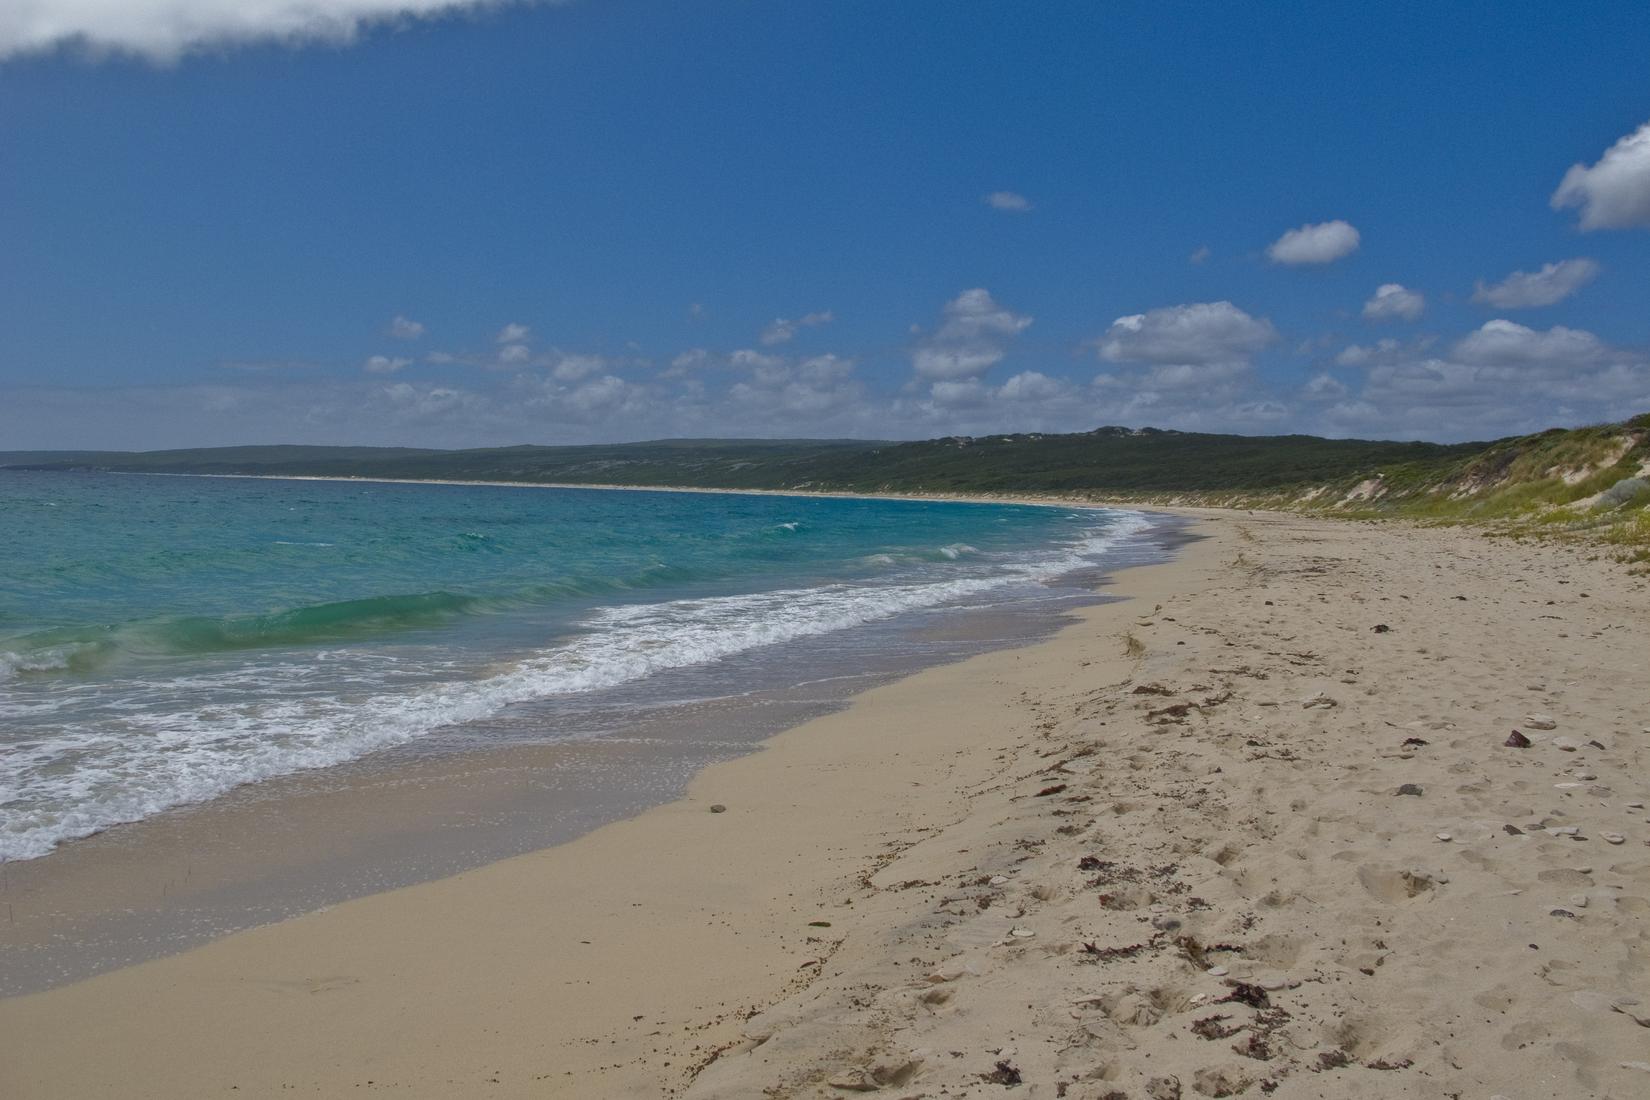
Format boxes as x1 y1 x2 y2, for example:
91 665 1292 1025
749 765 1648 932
1097 301 1277 366
1361 283 1425 322
758 310 834 346
1451 319 1612 367
386 314 426 340
0 1 547 63
729 353 865 420
548 354 607 382
363 354 411 374
910 288 1033 381
1317 319 1650 440
495 322 531 344
984 191 1033 212
1551 120 1650 231
1188 245 1211 265
1302 373 1349 400
1266 219 1361 265
1471 258 1600 309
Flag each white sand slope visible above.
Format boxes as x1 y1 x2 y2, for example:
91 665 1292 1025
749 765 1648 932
687 513 1650 1099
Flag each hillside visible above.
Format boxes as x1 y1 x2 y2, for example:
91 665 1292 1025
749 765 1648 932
5 414 1646 561
0 429 1483 494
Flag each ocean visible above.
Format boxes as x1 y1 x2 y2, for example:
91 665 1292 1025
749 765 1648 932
0 471 1151 864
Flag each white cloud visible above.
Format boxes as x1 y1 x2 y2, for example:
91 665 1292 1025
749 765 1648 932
1317 319 1650 440
549 354 606 382
1451 319 1611 367
910 288 1033 381
1334 337 1418 367
1188 244 1211 265
1097 301 1277 366
1551 120 1650 231
495 322 531 345
758 310 834 346
1302 373 1349 400
729 354 865 420
729 348 785 371
363 354 411 374
497 343 531 365
386 315 426 340
0 1 547 63
984 191 1033 212
997 370 1067 402
1266 219 1361 265
1361 283 1425 322
1470 258 1600 309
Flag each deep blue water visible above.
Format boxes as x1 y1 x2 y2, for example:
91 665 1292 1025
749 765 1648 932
0 472 1148 861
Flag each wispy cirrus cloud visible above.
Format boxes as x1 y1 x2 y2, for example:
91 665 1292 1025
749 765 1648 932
0 1 555 63
758 310 834 346
983 191 1033 212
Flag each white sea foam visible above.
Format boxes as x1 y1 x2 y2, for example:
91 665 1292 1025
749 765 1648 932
0 510 1153 861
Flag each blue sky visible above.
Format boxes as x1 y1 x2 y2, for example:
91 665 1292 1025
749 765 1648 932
2 1 1648 449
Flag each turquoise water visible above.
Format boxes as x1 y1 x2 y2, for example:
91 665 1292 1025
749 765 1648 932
0 472 1148 861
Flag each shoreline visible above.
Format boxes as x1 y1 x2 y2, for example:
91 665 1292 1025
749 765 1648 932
0 511 1209 1098
0 500 1182 996
80 466 1136 510
5 510 1648 1098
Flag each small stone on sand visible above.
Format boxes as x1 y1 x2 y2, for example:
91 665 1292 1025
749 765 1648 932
1603 832 1626 845
1525 714 1557 730
709 804 727 813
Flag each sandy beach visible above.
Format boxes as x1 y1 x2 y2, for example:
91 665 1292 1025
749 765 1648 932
5 509 1649 1099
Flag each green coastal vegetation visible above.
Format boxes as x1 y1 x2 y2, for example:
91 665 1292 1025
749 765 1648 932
6 411 1647 565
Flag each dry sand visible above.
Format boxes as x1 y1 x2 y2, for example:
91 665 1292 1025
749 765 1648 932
4 511 1649 1098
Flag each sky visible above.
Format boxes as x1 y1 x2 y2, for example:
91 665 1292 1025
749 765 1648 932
1 1 1648 450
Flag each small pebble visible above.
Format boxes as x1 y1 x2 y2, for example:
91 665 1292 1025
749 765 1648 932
1206 965 1228 976
989 875 1009 885
1570 894 1590 909
1008 927 1035 939
1436 832 1452 842
1628 801 1645 810
709 804 727 813
1552 737 1582 751
1525 714 1558 730
1396 783 1424 797
1603 832 1626 845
